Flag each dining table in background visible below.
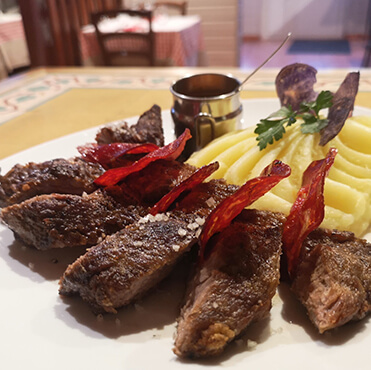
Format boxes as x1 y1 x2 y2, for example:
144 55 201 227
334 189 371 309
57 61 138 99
1 66 371 159
79 14 205 67
0 12 30 80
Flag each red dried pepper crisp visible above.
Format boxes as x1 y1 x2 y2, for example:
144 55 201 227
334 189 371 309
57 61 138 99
150 162 219 216
94 129 192 187
199 160 291 260
282 147 337 277
77 142 159 166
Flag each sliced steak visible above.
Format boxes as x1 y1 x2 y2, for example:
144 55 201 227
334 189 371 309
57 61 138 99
58 177 238 313
1 190 147 250
59 214 200 313
291 228 371 333
95 104 164 147
0 160 197 251
0 104 164 208
174 209 284 358
174 179 239 217
0 158 104 207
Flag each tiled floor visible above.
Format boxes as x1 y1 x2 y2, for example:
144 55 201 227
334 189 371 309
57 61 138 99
240 39 369 70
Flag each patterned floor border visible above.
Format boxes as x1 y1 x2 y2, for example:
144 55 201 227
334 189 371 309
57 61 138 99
0 71 371 125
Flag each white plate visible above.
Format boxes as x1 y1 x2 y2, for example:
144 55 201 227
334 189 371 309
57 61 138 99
0 99 370 370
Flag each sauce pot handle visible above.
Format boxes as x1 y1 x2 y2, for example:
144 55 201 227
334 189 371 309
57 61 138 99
194 112 216 149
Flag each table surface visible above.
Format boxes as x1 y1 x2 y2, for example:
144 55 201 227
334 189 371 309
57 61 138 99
1 66 371 160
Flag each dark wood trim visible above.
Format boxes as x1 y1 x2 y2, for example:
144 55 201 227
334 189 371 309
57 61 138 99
19 0 122 67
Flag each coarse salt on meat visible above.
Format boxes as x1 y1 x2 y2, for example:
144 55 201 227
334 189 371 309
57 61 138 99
195 217 205 226
172 244 180 252
205 197 216 208
154 213 169 222
178 228 187 237
138 215 150 224
187 222 200 230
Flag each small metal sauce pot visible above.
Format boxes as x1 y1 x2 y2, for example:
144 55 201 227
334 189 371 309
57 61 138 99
170 73 243 160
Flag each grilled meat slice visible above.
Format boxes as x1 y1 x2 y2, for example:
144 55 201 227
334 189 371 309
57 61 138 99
0 104 164 208
174 179 239 217
0 160 197 251
1 190 147 250
174 209 285 358
58 177 237 313
0 158 104 207
95 104 164 147
291 228 371 333
59 214 200 313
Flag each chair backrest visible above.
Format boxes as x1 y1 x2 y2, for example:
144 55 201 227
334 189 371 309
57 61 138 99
91 9 155 66
153 1 187 15
19 0 122 66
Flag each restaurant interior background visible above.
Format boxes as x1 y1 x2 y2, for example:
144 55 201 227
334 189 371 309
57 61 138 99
0 0 370 80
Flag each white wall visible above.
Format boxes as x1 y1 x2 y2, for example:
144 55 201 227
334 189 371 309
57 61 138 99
239 0 262 37
240 0 369 40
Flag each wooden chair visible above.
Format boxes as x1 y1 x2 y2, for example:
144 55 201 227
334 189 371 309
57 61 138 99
19 0 122 66
153 1 187 15
91 9 155 66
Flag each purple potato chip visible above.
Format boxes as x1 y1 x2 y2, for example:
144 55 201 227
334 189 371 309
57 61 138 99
275 63 318 111
319 72 360 146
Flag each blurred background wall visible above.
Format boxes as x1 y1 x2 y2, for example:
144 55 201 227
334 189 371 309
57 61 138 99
240 0 369 41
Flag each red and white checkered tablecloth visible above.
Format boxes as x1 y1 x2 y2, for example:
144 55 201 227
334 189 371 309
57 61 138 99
79 15 204 67
0 13 30 79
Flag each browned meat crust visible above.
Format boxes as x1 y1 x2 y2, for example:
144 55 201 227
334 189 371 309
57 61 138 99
59 215 200 313
95 104 164 147
291 228 371 333
1 160 197 251
0 158 104 207
58 177 238 313
0 105 164 208
174 179 239 217
1 190 147 250
174 210 285 358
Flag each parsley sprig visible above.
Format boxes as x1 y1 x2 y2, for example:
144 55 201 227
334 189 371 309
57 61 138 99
254 91 333 150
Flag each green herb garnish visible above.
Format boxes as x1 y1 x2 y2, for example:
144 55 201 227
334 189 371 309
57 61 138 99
254 91 333 150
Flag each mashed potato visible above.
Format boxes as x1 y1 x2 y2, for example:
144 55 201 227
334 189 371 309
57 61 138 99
187 116 371 236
